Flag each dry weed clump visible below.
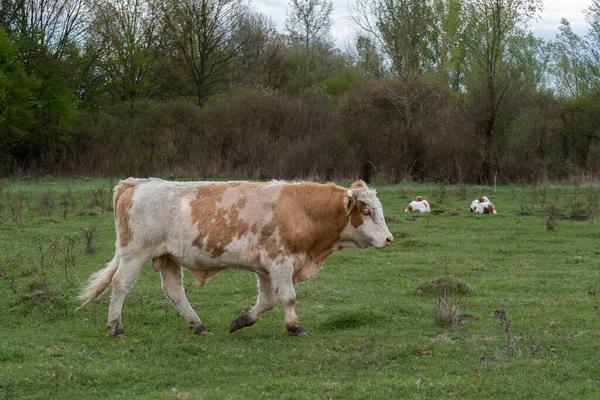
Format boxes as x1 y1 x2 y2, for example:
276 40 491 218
423 260 472 328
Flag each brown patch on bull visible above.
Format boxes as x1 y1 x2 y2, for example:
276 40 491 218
484 204 495 214
350 201 366 228
470 206 474 212
478 197 485 203
114 182 135 248
271 182 362 282
189 183 250 258
191 269 224 285
408 205 413 212
414 209 421 213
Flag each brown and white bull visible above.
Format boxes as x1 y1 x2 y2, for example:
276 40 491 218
77 178 393 337
470 196 497 214
405 196 431 213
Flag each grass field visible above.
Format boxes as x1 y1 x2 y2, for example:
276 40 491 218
1 177 599 399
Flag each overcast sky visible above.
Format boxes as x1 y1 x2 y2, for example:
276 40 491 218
250 0 593 48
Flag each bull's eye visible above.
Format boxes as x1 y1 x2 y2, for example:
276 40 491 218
362 209 371 217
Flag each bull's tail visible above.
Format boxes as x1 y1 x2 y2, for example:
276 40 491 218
75 255 119 311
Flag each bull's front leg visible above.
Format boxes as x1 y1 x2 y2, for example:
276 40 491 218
271 265 310 337
229 274 277 333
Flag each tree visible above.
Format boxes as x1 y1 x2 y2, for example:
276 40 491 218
90 0 162 102
429 0 466 91
582 0 600 95
0 27 38 163
353 0 436 179
161 0 248 107
2 0 89 59
285 0 333 77
355 35 384 79
461 0 542 182
228 12 285 89
551 19 587 97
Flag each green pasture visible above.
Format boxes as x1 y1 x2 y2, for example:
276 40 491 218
0 177 599 399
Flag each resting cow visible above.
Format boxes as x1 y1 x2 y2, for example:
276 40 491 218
77 178 393 337
405 196 430 213
470 196 497 214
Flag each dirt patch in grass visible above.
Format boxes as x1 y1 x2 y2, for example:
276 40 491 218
417 275 471 296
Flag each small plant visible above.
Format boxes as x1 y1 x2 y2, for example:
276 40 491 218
584 187 598 222
493 308 521 356
89 185 108 212
520 192 532 212
83 224 97 254
434 259 469 328
59 234 78 284
438 182 449 204
0 181 6 217
544 200 559 231
59 188 76 220
566 194 587 218
456 184 467 201
7 192 24 224
22 270 53 302
39 190 56 217
35 236 59 270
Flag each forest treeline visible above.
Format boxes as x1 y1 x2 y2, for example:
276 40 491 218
1 0 600 183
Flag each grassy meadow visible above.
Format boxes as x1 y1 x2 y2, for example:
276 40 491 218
0 177 599 399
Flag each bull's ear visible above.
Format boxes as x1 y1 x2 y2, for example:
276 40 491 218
345 190 356 216
351 180 366 189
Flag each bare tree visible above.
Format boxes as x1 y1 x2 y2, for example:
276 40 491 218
285 0 333 76
4 0 89 59
462 0 542 182
90 0 161 102
161 0 248 107
228 12 285 88
352 0 434 178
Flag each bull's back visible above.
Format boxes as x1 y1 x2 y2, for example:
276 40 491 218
116 179 286 256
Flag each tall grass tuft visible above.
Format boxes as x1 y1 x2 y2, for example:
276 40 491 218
434 260 469 327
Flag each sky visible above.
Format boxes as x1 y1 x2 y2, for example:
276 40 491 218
250 0 594 48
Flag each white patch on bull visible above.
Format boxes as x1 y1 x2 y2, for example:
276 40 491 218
349 186 391 248
470 197 497 214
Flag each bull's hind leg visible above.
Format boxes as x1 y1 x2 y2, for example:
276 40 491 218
230 274 277 333
107 255 145 337
160 259 212 336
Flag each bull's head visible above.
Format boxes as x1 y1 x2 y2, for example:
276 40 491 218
343 180 393 249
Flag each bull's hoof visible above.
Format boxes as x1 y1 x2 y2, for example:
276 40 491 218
229 313 255 333
287 325 310 337
193 324 213 336
111 324 125 338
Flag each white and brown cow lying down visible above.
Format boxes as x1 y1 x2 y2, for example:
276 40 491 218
77 178 393 337
470 196 497 214
405 196 430 213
